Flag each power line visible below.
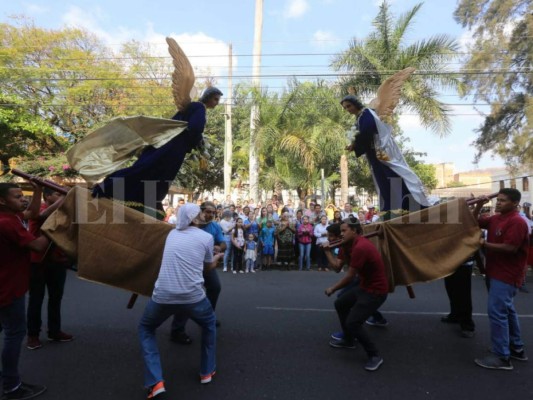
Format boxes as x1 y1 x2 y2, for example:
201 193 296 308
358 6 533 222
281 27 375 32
2 69 531 83
0 49 525 62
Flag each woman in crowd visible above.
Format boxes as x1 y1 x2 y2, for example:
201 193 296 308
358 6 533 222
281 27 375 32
219 210 235 272
331 210 343 225
276 212 296 270
231 218 246 274
297 216 314 271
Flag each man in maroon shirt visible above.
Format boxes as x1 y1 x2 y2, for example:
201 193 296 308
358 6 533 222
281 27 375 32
473 188 529 370
324 217 389 371
27 187 73 350
0 183 49 399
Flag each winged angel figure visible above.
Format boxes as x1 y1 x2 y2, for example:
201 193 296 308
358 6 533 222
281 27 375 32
67 37 222 217
341 67 429 214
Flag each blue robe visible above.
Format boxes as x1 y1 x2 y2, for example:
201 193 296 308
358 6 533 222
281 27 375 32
93 102 206 211
353 109 426 212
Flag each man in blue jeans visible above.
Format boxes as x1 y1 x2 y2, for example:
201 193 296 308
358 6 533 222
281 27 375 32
169 201 225 344
139 204 224 399
473 188 529 370
0 183 49 399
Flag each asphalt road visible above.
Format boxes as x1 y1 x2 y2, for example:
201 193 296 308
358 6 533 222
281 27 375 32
14 268 533 400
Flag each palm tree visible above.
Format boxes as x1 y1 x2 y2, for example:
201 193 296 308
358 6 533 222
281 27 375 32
332 0 462 136
255 80 348 202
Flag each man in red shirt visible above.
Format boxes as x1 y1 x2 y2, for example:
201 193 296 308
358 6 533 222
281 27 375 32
473 188 529 370
324 217 389 371
27 187 73 350
0 183 49 399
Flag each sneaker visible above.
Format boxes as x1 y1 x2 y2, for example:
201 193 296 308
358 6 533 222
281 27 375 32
329 338 356 349
47 331 73 342
200 371 216 384
365 316 389 327
146 381 165 399
223 267 227 272
3 382 47 400
170 331 192 345
232 271 237 274
330 331 344 341
474 354 513 370
510 348 528 361
364 356 384 371
251 269 256 273
239 270 244 274
26 336 42 350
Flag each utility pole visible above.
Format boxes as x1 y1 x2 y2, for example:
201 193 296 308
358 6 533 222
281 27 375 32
321 168 326 206
340 154 348 204
249 0 263 203
224 43 233 197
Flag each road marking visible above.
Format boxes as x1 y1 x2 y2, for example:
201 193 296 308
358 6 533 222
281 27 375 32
256 307 533 318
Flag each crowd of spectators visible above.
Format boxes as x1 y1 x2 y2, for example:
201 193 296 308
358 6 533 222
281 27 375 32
163 195 384 272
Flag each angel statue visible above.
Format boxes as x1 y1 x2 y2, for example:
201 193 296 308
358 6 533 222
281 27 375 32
67 37 222 218
341 67 429 215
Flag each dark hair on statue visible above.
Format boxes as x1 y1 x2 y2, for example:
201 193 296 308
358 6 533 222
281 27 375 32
341 216 363 234
199 87 223 103
0 183 20 199
498 188 521 203
340 95 364 110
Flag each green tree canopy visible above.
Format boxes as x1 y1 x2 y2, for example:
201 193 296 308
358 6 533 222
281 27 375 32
454 0 532 168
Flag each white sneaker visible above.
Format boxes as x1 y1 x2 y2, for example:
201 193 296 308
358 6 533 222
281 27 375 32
232 271 236 274
251 269 256 273
239 270 244 274
223 267 227 272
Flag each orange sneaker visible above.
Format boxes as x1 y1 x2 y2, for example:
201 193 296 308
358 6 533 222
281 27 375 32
147 381 165 399
200 371 216 384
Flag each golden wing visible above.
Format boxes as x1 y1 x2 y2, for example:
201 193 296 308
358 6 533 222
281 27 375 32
369 67 416 120
166 37 195 112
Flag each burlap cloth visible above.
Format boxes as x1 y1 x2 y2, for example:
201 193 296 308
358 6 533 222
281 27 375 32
42 187 480 297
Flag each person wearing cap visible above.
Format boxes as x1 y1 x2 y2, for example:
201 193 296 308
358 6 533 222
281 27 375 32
340 95 429 215
93 87 223 216
139 203 224 398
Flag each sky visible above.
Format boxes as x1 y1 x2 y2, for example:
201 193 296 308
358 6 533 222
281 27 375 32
1 0 506 174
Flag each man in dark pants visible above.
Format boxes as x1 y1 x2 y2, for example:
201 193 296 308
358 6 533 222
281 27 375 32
170 201 225 344
324 217 389 371
441 256 476 338
27 187 73 350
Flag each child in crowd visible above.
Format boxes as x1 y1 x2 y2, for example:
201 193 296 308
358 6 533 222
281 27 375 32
232 218 245 274
244 233 257 273
260 219 276 270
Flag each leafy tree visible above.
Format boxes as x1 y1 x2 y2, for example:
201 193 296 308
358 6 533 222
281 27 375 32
454 0 532 167
0 94 60 176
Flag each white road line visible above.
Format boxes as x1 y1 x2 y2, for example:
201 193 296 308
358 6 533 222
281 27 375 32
256 307 533 318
